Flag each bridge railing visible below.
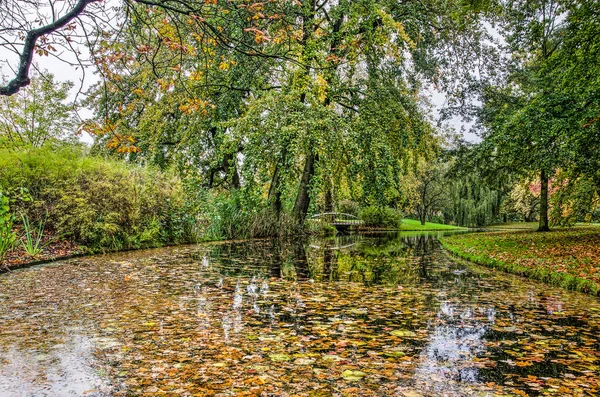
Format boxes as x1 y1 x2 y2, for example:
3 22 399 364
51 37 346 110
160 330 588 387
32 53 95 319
310 212 362 225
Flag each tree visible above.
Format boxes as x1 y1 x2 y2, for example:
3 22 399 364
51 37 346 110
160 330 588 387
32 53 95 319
542 0 600 194
474 0 600 231
503 177 541 222
0 0 291 96
0 72 76 147
84 0 466 225
414 161 447 225
1 0 501 236
476 0 573 231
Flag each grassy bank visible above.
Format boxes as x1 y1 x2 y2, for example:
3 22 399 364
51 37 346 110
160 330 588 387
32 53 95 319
484 222 600 231
399 219 465 231
440 228 600 295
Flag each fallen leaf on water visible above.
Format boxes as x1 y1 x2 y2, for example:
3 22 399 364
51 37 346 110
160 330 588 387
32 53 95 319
341 370 367 381
269 354 291 362
390 329 416 337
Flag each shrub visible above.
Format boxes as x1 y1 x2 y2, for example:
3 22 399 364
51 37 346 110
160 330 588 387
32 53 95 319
359 206 402 228
0 191 17 265
337 200 359 216
429 214 445 224
0 145 196 251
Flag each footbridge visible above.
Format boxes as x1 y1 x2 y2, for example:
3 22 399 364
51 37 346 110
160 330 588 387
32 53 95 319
310 212 362 232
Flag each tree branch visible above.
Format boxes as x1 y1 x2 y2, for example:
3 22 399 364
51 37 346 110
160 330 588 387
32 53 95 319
0 0 98 96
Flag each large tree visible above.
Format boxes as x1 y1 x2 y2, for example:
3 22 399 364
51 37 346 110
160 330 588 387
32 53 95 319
476 0 576 231
81 0 488 224
0 0 292 96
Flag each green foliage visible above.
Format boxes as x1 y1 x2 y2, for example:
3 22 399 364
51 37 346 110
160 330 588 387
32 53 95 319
411 159 448 225
501 177 540 223
198 192 251 241
549 173 600 227
196 190 299 241
82 0 464 225
0 72 76 148
473 0 600 230
337 200 359 217
0 145 195 252
441 167 508 228
359 206 402 228
0 191 17 266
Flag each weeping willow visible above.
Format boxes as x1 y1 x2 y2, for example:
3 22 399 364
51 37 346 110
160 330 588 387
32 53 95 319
444 175 506 227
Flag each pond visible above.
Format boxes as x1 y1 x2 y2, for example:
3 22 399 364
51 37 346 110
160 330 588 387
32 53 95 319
0 231 599 396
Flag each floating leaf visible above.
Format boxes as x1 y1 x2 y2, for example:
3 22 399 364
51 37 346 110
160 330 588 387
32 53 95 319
383 351 406 358
390 329 416 337
294 358 315 365
269 354 291 362
341 370 367 381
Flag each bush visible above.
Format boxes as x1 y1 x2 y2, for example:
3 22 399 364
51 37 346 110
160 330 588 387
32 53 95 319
0 191 17 265
429 214 445 224
0 145 196 251
359 206 402 228
337 200 359 216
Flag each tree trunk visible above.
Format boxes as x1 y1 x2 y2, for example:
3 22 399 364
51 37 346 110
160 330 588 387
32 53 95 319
418 206 427 225
537 169 550 232
290 8 341 227
268 162 282 216
294 152 316 224
324 176 333 213
222 152 240 189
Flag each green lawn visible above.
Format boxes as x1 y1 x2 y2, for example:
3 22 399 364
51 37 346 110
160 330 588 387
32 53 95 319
441 227 600 295
399 219 465 231
486 222 600 230
485 222 539 230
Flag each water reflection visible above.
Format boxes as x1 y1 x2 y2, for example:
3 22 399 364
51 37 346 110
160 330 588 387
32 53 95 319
0 332 113 396
0 231 598 396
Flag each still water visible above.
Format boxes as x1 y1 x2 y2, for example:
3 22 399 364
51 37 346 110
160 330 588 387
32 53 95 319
0 232 599 396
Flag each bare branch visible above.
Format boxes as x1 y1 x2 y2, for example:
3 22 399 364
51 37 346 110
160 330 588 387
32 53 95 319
0 0 98 96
